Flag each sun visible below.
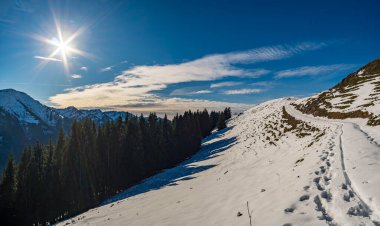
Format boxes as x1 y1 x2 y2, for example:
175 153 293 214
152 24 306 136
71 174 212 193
56 38 70 58
32 12 90 73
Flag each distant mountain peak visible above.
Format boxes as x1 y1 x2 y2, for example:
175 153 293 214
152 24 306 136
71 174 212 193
65 106 79 111
0 89 133 126
0 89 134 170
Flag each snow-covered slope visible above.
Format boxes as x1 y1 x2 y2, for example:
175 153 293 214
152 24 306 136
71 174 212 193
296 58 380 126
57 97 380 226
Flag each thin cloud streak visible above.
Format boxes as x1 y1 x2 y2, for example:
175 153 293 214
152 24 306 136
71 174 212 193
170 88 213 96
100 66 113 72
210 81 243 88
275 64 356 78
224 88 263 95
71 74 82 79
34 56 62 62
251 81 274 87
194 90 212 94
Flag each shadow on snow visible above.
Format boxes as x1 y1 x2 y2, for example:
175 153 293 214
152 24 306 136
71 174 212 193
103 127 236 205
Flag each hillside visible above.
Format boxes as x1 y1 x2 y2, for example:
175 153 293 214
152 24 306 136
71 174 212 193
55 59 380 226
57 97 380 226
295 58 380 126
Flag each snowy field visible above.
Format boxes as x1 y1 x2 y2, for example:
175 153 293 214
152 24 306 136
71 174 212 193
57 98 380 226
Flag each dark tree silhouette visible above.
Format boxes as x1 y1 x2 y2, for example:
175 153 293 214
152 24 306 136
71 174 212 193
0 108 231 225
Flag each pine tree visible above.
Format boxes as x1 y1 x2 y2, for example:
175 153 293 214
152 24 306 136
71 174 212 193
51 128 65 220
4 108 229 225
62 121 82 213
160 114 173 166
15 147 32 224
44 139 56 221
54 128 66 173
216 113 227 130
199 109 211 137
224 107 232 120
29 143 45 224
0 154 18 225
210 111 219 129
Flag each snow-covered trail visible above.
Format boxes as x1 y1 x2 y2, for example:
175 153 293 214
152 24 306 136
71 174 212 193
286 104 380 224
57 99 380 226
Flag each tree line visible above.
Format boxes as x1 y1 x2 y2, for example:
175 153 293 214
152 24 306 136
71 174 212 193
0 108 231 225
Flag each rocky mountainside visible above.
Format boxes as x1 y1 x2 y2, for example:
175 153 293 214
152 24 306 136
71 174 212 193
295 58 380 125
0 89 133 170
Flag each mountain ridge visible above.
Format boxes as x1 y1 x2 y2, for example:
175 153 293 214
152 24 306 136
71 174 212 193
295 58 380 125
0 88 134 170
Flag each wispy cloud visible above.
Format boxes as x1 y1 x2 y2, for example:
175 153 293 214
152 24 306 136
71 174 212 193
170 88 213 96
251 81 274 87
80 66 88 71
71 74 82 79
100 66 113 72
275 64 356 78
34 56 62 62
210 81 243 88
0 18 15 25
224 88 263 95
194 90 212 94
14 1 34 13
49 42 327 114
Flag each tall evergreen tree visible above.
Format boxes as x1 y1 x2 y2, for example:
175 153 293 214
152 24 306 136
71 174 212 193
16 147 32 224
216 113 227 130
0 154 18 225
224 107 232 120
1 107 229 225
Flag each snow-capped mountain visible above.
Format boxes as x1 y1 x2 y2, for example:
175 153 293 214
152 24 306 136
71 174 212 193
55 107 132 125
0 89 62 126
0 89 133 127
0 89 133 170
57 59 380 226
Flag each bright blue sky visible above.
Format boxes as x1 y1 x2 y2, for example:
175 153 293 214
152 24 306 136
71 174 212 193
0 0 379 116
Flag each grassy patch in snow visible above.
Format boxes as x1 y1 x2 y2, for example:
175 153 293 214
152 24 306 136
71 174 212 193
281 106 320 138
295 59 380 125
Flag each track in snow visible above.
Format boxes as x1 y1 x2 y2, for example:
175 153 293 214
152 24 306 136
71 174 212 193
286 104 380 225
338 125 373 222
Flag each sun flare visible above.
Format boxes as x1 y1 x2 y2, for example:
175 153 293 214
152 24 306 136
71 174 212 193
33 13 90 73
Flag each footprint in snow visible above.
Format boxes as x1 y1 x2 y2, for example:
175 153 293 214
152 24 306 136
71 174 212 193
320 166 326 174
343 192 351 202
299 195 310 201
284 207 295 213
314 177 325 191
321 190 332 201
